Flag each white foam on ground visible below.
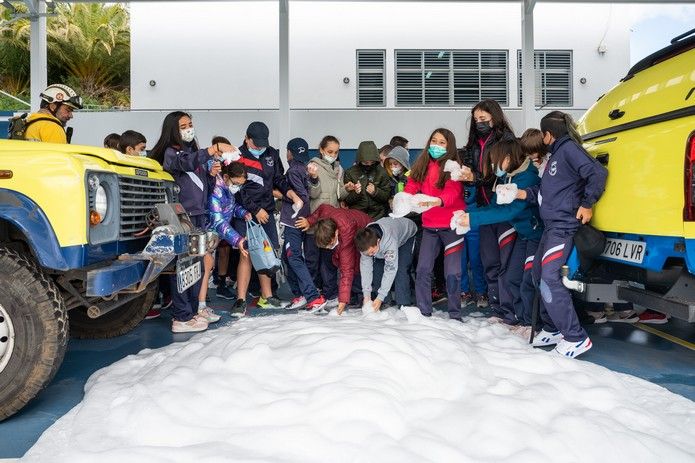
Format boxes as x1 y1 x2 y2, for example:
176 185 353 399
24 309 695 463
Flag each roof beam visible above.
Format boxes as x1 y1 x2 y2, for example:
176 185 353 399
28 0 47 111
27 0 695 2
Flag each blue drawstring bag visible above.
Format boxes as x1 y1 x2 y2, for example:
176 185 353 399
246 220 281 276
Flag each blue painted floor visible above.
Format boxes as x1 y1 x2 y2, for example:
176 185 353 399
1 292 694 459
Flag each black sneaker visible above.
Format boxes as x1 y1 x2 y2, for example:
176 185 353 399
216 285 235 300
230 299 246 317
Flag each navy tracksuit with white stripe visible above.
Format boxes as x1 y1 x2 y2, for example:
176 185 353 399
524 135 608 341
469 159 543 325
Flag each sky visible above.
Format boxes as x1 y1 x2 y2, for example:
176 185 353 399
629 4 695 65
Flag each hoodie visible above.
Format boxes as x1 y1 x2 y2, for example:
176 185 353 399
280 159 311 228
385 146 411 194
404 159 466 229
523 135 608 230
463 129 517 207
306 205 372 304
308 156 348 211
163 143 214 217
208 175 250 247
343 141 392 219
468 158 543 241
360 217 418 302
235 143 290 215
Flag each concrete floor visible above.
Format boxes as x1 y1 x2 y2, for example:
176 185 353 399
1 292 694 459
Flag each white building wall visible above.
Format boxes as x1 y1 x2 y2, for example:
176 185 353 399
70 1 633 150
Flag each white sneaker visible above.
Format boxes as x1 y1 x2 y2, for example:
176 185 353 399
172 315 209 333
606 310 638 323
287 296 307 310
325 298 339 309
532 329 563 347
554 338 593 359
198 307 221 323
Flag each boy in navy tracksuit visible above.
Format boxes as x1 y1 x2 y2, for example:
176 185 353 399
459 139 542 332
232 121 301 310
281 138 327 312
516 111 607 358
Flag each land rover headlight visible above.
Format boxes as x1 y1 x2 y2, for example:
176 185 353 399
92 185 108 224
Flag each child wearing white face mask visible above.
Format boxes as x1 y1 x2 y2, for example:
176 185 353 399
208 162 253 314
118 130 147 157
150 111 238 333
384 145 411 196
304 135 348 308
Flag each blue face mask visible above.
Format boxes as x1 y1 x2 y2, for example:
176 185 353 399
249 147 266 157
495 166 507 178
428 144 447 159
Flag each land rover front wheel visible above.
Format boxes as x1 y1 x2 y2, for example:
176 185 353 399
0 247 68 421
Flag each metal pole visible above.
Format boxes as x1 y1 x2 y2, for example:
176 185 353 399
521 0 536 129
29 0 47 112
279 0 290 167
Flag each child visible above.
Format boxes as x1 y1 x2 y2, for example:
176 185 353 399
379 144 393 165
103 133 120 149
281 138 327 312
295 204 371 315
232 121 301 311
383 145 411 195
118 130 147 157
150 111 236 333
458 139 542 336
404 128 466 320
305 136 347 307
207 162 253 314
343 141 392 220
514 111 608 358
461 100 517 315
520 128 549 175
457 150 488 309
389 135 409 150
355 217 417 311
209 135 236 300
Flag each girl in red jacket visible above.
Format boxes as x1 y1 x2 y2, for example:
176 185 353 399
405 128 466 320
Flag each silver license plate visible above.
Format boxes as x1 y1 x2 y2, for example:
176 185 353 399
176 258 202 292
600 238 646 264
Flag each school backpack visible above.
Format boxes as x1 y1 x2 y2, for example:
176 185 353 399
7 113 67 141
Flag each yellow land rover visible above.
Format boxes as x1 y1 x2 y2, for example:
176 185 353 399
0 140 214 420
567 28 695 322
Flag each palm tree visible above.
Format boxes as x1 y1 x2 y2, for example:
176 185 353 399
0 2 130 109
0 4 31 98
48 3 130 97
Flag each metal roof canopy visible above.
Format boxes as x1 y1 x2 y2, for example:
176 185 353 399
15 0 695 149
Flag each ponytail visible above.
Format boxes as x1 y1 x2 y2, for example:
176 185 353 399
540 111 582 145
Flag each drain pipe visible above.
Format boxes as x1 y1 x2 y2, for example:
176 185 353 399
561 265 586 292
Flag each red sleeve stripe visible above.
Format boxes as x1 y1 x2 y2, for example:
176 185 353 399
238 157 263 171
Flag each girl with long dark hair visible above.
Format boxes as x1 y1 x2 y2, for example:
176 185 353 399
405 128 466 320
150 111 237 333
461 99 516 316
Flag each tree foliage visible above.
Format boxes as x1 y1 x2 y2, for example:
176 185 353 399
0 3 130 110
